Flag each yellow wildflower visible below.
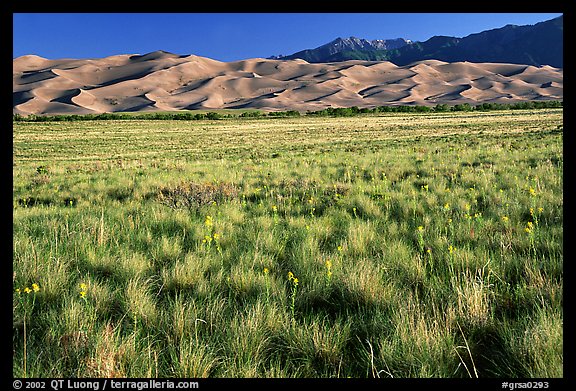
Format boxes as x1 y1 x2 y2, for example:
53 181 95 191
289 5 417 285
32 283 40 292
263 267 269 275
205 215 213 227
325 260 333 278
24 287 31 294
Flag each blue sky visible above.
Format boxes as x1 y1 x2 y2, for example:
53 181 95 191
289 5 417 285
13 13 562 62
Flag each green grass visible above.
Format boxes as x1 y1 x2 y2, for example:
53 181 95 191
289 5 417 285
13 109 563 378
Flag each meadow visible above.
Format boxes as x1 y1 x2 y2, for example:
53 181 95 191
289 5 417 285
13 109 563 378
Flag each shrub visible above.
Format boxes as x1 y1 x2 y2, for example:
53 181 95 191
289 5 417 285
157 182 239 210
434 104 450 112
205 112 222 120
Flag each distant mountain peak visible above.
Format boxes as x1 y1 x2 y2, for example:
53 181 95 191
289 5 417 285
272 36 412 62
327 36 410 50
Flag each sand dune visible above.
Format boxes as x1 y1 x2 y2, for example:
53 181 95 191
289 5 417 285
13 51 563 115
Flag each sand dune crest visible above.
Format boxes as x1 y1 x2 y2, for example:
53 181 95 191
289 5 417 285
13 52 563 115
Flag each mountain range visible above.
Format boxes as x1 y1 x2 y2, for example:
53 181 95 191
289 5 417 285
273 15 563 68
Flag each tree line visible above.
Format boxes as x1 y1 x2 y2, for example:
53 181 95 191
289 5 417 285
12 101 562 122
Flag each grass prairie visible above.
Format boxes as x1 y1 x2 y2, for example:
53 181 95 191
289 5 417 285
13 109 563 377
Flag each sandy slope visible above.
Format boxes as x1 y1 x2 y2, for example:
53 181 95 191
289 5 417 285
13 51 563 115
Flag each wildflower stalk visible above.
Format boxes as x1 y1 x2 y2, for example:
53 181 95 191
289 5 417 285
448 245 456 277
272 205 279 226
133 312 138 337
78 282 92 338
213 233 222 257
79 282 88 304
411 190 417 220
526 185 541 256
287 272 299 323
263 267 270 302
202 235 212 251
15 282 40 378
325 260 333 286
525 221 536 256
202 215 214 252
416 225 425 254
23 313 27 377
426 248 434 274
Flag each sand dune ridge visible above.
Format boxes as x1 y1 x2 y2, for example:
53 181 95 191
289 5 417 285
13 52 563 115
